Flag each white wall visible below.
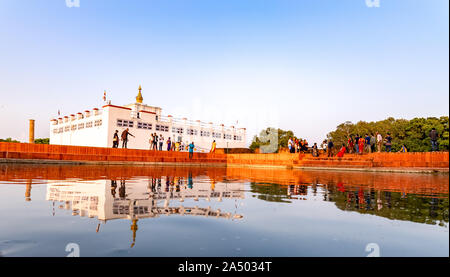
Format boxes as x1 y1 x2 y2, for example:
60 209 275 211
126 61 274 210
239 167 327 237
50 103 247 151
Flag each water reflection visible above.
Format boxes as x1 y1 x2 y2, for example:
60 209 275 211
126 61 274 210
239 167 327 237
45 175 244 248
0 164 448 241
250 182 449 227
0 164 448 256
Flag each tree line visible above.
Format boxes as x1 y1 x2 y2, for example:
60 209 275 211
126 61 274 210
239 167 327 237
327 116 449 152
0 138 49 144
250 116 449 153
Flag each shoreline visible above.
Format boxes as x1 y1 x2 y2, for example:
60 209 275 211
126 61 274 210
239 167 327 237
1 142 448 175
1 158 448 174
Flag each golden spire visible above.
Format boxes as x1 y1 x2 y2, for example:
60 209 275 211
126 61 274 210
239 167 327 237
136 85 143 103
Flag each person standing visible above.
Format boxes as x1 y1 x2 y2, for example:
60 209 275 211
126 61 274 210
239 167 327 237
430 128 439 151
121 128 134 148
321 139 328 155
358 136 365 155
370 133 376 153
159 134 164 151
327 139 334 157
365 134 371 153
149 133 154 150
385 133 392 152
376 132 383 152
288 137 293 153
188 142 195 159
166 137 172 151
312 143 319 157
348 135 354 154
154 133 159 150
355 134 360 154
210 140 216 153
112 130 119 148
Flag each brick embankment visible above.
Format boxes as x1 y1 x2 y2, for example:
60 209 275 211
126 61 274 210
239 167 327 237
0 142 227 166
1 142 448 173
226 152 449 173
1 164 447 196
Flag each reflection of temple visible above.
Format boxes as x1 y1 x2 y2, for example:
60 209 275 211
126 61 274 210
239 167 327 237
1 164 448 231
45 176 244 247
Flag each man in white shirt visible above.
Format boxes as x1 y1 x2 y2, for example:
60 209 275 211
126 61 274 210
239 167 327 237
376 132 383 152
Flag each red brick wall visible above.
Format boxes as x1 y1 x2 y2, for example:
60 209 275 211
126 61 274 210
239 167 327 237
227 152 449 169
1 142 448 169
0 142 227 164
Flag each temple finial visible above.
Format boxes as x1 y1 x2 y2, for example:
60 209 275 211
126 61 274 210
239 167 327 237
136 85 143 103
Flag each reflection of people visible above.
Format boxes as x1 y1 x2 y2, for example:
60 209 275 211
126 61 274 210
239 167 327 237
210 179 215 191
188 172 193 189
119 179 126 199
111 180 117 198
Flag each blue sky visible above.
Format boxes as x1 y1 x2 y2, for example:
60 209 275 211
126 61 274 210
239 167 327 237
0 0 448 145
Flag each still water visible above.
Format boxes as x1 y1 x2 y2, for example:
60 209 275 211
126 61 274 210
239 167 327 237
0 164 448 257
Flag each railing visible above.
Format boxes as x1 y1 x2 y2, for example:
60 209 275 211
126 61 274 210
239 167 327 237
159 115 244 133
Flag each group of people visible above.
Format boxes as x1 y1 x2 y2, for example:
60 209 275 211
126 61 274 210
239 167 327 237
149 133 164 151
321 132 396 158
112 128 134 149
321 128 440 157
346 132 393 154
112 129 220 159
287 138 309 153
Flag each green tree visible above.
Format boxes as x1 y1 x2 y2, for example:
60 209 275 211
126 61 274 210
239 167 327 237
34 138 49 144
328 116 449 152
0 138 20 143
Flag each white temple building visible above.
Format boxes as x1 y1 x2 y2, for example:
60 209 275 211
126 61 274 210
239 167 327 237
49 86 247 151
45 177 244 247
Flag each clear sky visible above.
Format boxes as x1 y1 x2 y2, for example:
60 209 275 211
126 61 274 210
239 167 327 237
0 0 448 145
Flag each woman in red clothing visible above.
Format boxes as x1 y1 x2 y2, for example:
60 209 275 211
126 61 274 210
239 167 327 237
337 144 346 157
347 135 354 154
358 137 365 155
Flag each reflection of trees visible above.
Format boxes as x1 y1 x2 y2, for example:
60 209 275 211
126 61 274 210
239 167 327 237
328 186 449 227
249 182 291 203
248 181 449 227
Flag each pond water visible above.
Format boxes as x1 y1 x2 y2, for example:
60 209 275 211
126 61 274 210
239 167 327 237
0 164 448 257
